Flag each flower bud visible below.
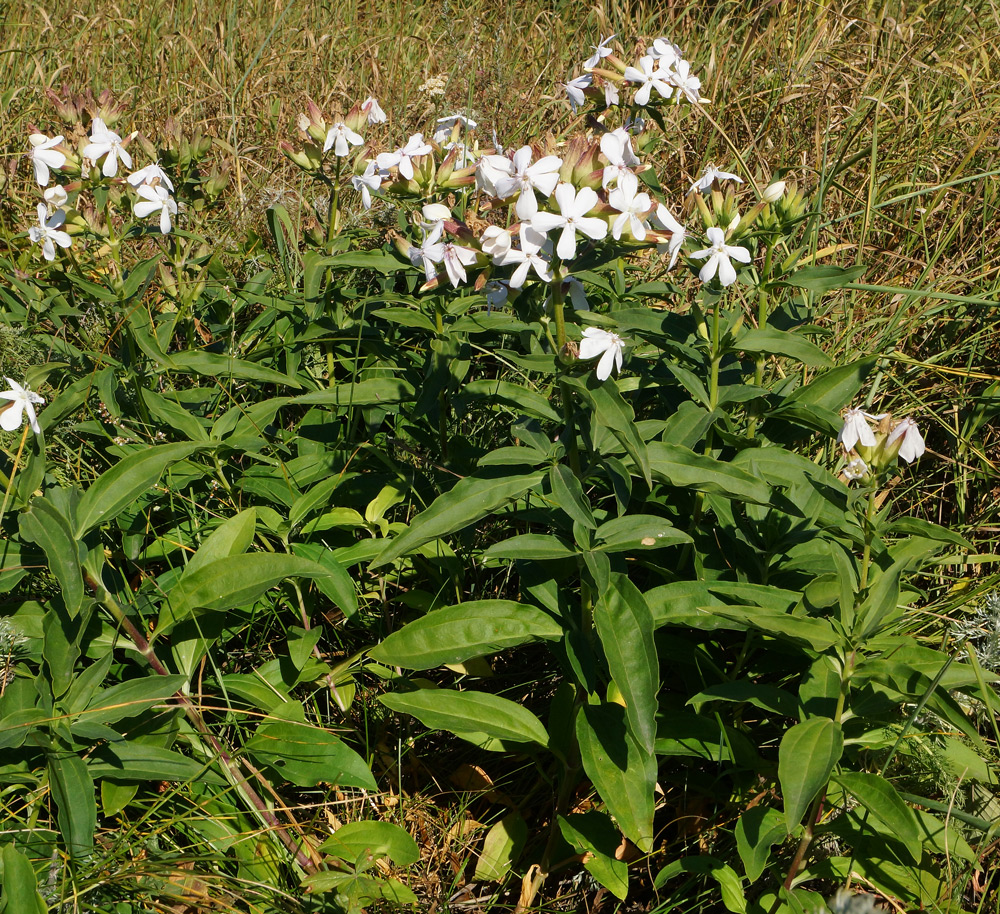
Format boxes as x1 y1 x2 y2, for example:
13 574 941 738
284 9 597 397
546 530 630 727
280 141 322 172
762 180 786 204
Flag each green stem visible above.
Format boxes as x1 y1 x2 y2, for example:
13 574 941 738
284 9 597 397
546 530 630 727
747 241 775 439
326 158 342 243
551 273 567 352
0 425 30 528
859 486 878 591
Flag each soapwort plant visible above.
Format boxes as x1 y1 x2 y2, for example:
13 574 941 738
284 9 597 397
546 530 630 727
0 31 992 914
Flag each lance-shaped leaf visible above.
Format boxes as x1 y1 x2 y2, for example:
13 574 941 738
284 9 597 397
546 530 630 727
48 752 96 858
76 443 203 535
370 600 561 669
833 772 922 863
371 469 545 569
576 702 655 852
381 687 548 746
778 717 844 832
594 574 658 753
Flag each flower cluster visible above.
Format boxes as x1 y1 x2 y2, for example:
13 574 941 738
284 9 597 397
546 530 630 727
276 37 795 383
836 407 926 480
25 114 182 262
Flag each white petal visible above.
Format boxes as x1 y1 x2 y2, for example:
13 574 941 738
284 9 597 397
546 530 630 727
717 255 737 287
0 402 24 431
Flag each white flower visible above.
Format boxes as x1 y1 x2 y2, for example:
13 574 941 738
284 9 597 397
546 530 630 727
689 164 743 194
887 416 926 463
690 226 751 286
82 117 132 178
28 203 71 261
608 171 651 241
837 407 877 451
604 82 620 107
351 160 383 209
578 327 624 381
480 225 513 261
530 183 607 261
564 74 593 112
433 113 477 143
652 203 686 269
29 133 66 187
376 133 433 180
476 153 514 196
494 146 562 220
498 226 552 288
0 378 44 435
648 38 682 66
127 162 175 192
584 34 615 69
622 55 671 106
409 221 445 282
565 276 589 311
438 242 479 288
43 185 68 210
600 128 639 188
323 122 364 157
843 457 869 481
134 183 178 234
362 96 387 124
669 58 701 104
422 203 451 224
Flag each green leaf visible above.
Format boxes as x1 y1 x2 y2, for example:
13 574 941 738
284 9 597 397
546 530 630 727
380 688 548 746
474 813 528 882
244 720 376 790
594 515 691 552
318 821 420 866
735 806 786 883
736 328 833 367
369 600 561 669
558 811 629 900
293 379 414 407
79 675 186 725
548 464 596 529
291 543 359 617
170 350 302 388
19 498 83 616
482 533 577 563
185 509 257 575
160 553 338 629
371 469 545 569
709 606 843 652
833 772 922 863
593 574 658 754
576 702 655 852
653 856 746 914
1 844 46 914
76 443 202 535
0 708 48 750
461 379 560 422
778 718 844 832
777 357 877 414
88 743 225 784
778 264 867 292
48 752 96 857
647 443 771 504
565 375 651 486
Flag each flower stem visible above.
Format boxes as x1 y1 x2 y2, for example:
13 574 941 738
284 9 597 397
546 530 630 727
859 486 878 591
0 425 30 528
326 158 342 243
747 240 775 439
